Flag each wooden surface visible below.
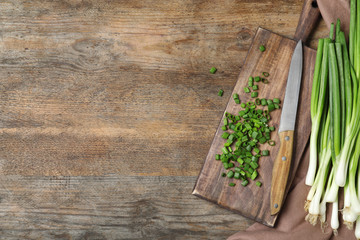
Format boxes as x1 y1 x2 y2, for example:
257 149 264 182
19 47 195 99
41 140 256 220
0 0 328 239
193 28 315 227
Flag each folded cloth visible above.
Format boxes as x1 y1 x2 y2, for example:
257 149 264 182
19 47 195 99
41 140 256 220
227 1 356 239
317 0 350 36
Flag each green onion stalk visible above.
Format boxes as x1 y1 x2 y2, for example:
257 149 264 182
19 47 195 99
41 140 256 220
331 196 339 235
326 29 356 201
334 94 360 188
306 38 328 186
305 110 331 226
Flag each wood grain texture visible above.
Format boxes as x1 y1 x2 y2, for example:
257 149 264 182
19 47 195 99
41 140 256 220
0 0 327 176
193 28 315 227
270 130 294 215
0 175 253 239
0 0 329 239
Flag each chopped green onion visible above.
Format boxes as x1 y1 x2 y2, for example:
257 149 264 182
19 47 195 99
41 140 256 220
255 181 262 187
222 147 229 154
251 170 258 180
262 150 269 156
241 180 249 186
262 78 269 84
223 118 228 125
210 67 217 74
268 140 275 146
254 76 261 82
234 99 240 104
248 76 254 82
273 98 280 104
259 45 266 52
227 170 234 178
218 89 224 96
252 85 258 91
268 103 275 112
250 162 259 169
261 99 267 106
229 182 236 187
251 92 258 98
222 173 226 177
233 93 239 100
221 132 230 139
241 103 246 108
215 154 220 160
244 87 250 93
259 136 266 144
262 72 270 77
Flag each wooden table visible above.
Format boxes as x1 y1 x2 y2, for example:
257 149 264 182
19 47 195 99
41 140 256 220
0 0 328 239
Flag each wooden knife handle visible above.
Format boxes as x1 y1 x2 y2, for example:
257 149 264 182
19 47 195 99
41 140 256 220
270 131 294 215
294 0 321 43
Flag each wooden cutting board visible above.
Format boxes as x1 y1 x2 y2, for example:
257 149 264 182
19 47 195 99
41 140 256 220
192 27 316 227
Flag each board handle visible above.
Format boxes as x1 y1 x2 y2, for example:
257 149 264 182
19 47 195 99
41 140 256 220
294 0 320 42
270 131 294 215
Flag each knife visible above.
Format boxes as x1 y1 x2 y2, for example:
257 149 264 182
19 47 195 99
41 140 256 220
270 40 303 215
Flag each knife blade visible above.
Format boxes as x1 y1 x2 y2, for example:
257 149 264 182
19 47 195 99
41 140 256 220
270 40 303 215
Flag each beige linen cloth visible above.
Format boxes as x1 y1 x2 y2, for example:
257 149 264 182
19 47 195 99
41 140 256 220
228 1 356 239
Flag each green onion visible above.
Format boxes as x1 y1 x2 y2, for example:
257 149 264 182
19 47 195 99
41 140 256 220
261 99 267 106
229 183 236 187
268 103 275 112
262 78 269 84
262 72 269 77
259 45 266 52
218 89 224 96
262 150 269 156
227 170 234 178
251 170 258 180
210 67 217 74
221 132 230 139
215 70 280 189
256 181 262 187
251 92 258 98
268 140 275 146
241 180 249 186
